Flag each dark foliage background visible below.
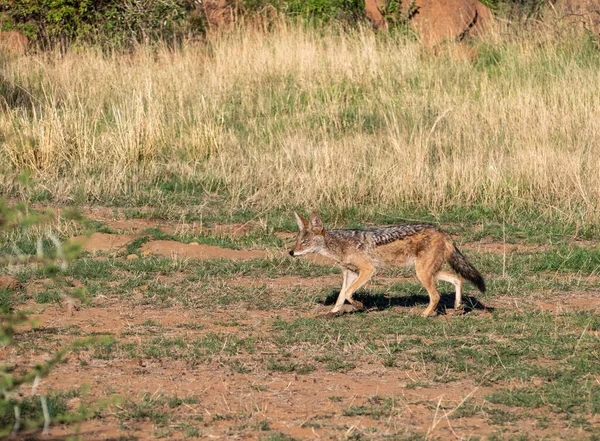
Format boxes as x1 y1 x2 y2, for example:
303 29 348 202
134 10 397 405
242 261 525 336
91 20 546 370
0 0 548 47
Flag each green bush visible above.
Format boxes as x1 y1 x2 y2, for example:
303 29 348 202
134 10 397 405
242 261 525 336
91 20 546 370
0 0 555 50
2 0 365 47
265 0 364 23
480 0 548 19
0 175 94 437
0 0 197 47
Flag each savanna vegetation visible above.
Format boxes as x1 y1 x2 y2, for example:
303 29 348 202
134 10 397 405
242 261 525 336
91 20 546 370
2 21 600 234
2 1 600 439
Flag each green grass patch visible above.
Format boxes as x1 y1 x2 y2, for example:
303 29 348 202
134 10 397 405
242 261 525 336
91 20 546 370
189 257 340 281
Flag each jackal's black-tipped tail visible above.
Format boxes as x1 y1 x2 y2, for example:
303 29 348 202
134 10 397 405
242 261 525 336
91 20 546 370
449 246 486 293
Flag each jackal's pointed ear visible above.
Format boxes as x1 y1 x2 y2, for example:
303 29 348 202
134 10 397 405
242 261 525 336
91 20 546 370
308 212 324 233
294 212 308 231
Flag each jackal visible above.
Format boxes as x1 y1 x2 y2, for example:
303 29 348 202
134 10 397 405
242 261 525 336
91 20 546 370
289 212 485 317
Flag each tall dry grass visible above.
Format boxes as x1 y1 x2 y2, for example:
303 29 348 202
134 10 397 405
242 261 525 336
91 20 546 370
1 23 600 226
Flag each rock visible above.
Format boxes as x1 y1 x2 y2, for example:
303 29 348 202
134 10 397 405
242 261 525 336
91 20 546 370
410 0 492 45
0 31 29 55
365 0 388 30
365 0 492 45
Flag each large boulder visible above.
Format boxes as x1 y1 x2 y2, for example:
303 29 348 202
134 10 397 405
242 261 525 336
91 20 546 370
365 0 388 30
410 0 492 45
365 0 492 45
0 31 29 55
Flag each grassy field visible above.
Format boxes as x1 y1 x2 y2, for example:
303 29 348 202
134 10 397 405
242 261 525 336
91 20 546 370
1 210 600 439
2 23 600 232
2 20 600 440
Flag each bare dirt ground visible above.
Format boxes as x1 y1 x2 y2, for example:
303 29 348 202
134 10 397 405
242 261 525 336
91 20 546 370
14 304 491 440
4 211 600 440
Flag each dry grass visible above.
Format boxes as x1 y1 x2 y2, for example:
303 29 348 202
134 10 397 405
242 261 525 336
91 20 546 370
1 23 600 225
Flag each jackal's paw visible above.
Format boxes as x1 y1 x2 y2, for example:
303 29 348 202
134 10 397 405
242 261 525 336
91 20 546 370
454 304 466 315
421 309 438 318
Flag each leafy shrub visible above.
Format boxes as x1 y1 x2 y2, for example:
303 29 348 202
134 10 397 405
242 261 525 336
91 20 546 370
0 0 367 48
0 174 94 436
0 0 198 47
0 0 556 49
481 0 548 20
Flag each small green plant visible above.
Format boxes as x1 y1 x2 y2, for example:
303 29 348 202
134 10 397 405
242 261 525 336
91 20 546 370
261 432 298 441
0 175 100 437
380 0 418 33
184 424 200 438
265 357 316 374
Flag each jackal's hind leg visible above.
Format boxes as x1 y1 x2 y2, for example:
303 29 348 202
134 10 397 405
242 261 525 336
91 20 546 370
436 271 463 311
331 269 358 313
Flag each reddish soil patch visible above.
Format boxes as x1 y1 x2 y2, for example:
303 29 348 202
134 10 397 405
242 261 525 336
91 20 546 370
140 240 269 260
8 211 600 439
74 232 138 253
101 218 163 233
71 206 266 237
7 298 574 440
0 275 21 290
129 239 337 264
486 293 600 315
73 230 335 264
8 302 494 440
77 206 172 233
536 294 600 314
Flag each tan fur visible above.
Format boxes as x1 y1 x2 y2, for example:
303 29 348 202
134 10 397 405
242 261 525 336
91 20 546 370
289 212 484 317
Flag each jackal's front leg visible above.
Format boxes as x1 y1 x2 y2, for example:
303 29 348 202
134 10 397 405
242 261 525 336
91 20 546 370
341 259 376 312
330 269 358 314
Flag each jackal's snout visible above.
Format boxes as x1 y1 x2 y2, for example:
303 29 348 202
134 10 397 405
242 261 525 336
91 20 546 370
289 249 295 257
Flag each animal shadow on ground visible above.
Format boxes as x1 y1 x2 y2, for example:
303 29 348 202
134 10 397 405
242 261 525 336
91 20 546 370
322 289 493 315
